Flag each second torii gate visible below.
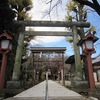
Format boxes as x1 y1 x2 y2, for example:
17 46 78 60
30 47 66 85
11 21 90 83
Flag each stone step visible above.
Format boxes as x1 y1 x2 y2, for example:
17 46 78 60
4 96 86 100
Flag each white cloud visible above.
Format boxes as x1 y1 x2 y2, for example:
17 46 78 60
30 36 65 44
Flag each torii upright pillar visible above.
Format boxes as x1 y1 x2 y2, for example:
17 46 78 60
12 25 25 81
73 26 82 80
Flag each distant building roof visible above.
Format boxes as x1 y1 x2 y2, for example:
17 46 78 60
65 55 85 64
92 55 100 66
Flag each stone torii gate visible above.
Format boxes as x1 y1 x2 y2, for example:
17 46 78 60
11 21 90 82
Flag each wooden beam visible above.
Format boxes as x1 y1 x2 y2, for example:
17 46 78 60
30 47 66 53
33 60 63 62
25 31 73 36
14 21 90 27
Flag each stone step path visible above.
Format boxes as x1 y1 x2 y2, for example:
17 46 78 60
5 80 87 100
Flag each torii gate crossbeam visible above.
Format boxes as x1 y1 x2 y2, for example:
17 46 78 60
25 31 73 36
15 20 90 27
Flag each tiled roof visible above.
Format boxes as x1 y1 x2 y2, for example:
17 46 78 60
92 55 100 64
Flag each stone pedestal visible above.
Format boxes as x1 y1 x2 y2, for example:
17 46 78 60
4 81 24 95
71 80 89 89
97 70 100 82
7 81 21 89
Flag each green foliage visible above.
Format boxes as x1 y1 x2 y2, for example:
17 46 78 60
85 25 96 34
0 0 33 82
9 0 33 11
9 0 33 20
65 0 89 41
65 12 72 22
88 25 96 32
24 28 35 48
66 1 78 12
66 37 73 43
0 0 15 33
0 0 33 34
66 0 87 22
67 1 96 37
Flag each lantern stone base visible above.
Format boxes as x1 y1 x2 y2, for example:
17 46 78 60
6 81 22 89
4 88 24 95
4 81 24 95
71 80 89 88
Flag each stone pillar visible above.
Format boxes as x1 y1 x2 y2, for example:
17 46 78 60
93 72 97 82
37 72 39 82
12 25 25 81
61 69 63 83
73 26 82 80
61 53 65 85
97 69 100 82
58 71 60 83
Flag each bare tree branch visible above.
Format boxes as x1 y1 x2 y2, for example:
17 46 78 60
42 0 62 20
74 0 100 16
74 0 95 8
92 0 100 7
